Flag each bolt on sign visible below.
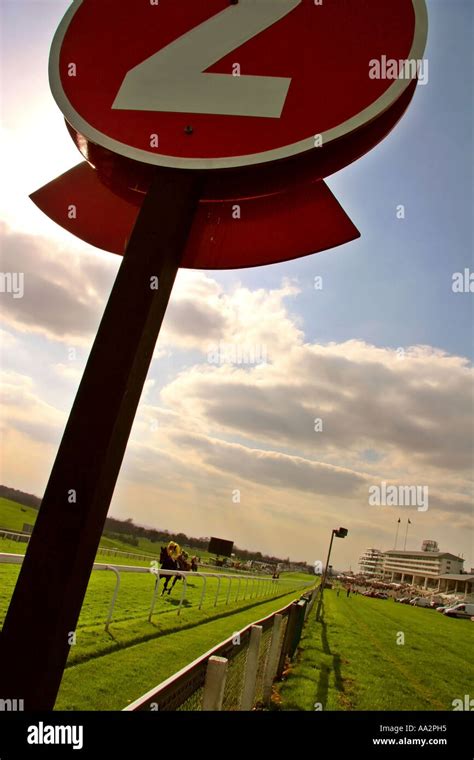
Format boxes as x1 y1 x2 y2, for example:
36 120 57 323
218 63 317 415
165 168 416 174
0 0 427 710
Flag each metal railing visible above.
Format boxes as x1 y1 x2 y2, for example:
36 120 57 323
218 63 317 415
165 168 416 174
0 533 288 575
0 553 313 630
0 529 29 543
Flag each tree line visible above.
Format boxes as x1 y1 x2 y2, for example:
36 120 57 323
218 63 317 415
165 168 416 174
1 485 308 568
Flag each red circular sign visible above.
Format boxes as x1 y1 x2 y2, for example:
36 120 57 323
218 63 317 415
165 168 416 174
50 0 427 170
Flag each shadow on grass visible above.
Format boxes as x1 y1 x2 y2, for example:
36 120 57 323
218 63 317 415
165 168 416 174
316 599 345 708
162 597 192 608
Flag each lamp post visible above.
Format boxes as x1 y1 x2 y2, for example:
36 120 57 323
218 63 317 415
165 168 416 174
316 527 348 621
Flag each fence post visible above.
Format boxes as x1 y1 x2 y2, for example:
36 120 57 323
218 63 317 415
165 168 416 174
177 574 187 615
240 625 262 710
290 599 307 658
305 588 317 619
202 656 228 711
198 574 207 610
263 614 283 705
225 576 232 605
104 566 121 632
148 569 161 622
214 576 222 607
307 586 318 615
277 602 299 677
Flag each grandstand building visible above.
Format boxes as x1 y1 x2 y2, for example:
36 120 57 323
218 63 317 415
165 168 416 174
382 546 463 588
358 548 384 577
358 540 473 595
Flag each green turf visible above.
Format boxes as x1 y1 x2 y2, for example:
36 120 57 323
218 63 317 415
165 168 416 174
0 497 39 532
276 588 474 711
0 561 312 709
0 497 314 711
0 537 158 566
0 563 311 638
0 561 311 711
56 587 308 711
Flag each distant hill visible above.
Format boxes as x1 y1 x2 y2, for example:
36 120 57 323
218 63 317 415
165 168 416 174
0 485 309 569
0 485 41 510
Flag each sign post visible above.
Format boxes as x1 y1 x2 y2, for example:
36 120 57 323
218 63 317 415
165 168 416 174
0 169 200 708
0 0 427 709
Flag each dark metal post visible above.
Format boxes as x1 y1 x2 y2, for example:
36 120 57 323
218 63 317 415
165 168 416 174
288 599 307 658
276 602 300 678
0 168 201 709
315 529 335 621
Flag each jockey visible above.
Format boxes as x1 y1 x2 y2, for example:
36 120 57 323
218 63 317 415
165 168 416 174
167 541 181 561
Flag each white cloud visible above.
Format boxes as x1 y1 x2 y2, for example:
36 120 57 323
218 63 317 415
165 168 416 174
0 369 64 446
1 260 472 565
0 223 117 343
161 341 473 476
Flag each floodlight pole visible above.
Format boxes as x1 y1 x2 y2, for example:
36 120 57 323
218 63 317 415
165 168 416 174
315 527 348 621
315 530 336 621
0 168 201 710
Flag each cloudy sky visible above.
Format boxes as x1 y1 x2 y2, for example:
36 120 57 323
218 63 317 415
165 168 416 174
0 0 472 570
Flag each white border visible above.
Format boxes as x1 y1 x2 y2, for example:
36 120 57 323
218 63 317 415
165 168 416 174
49 0 428 170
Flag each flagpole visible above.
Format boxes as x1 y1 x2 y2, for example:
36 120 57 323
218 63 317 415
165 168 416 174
394 518 401 549
403 519 411 551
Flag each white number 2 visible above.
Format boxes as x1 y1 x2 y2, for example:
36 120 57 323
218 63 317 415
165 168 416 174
112 0 301 119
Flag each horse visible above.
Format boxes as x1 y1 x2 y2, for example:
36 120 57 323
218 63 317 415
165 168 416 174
157 545 180 595
156 545 193 596
177 553 192 572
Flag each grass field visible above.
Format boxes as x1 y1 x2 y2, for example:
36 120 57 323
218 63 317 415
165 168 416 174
277 588 474 711
56 586 310 710
3 496 471 713
0 563 311 647
0 553 312 710
0 498 39 532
